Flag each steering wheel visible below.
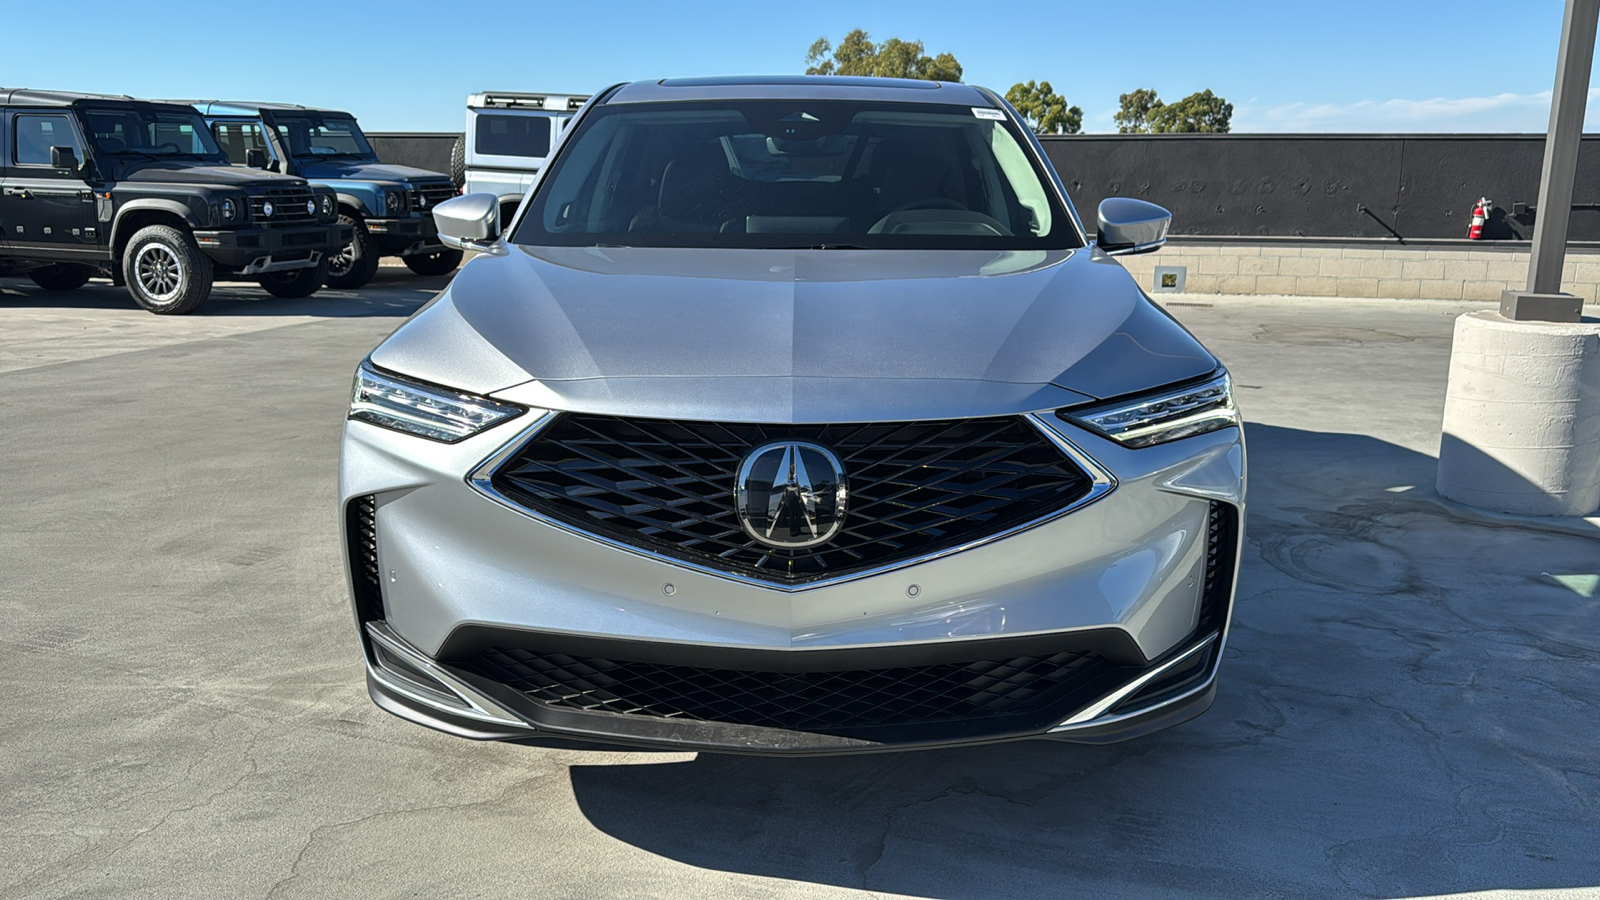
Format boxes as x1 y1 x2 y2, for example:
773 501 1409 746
155 142 183 154
890 198 968 213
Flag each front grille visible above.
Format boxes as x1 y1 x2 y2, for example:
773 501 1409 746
489 415 1096 585
345 495 382 622
407 182 457 213
461 646 1125 734
249 187 317 225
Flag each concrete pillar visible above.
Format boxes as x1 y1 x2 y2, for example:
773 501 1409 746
1437 311 1600 516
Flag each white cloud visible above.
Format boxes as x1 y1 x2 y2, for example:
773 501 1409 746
1232 89 1600 133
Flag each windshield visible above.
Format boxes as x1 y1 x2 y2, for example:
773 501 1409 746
271 113 376 160
80 107 226 160
513 100 1080 250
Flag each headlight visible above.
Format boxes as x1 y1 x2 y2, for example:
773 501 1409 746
220 198 238 222
320 194 334 216
385 190 403 213
1059 371 1237 448
349 360 525 443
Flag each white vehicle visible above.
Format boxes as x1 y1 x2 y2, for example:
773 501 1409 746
451 91 590 227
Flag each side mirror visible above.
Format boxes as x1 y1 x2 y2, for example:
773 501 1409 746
433 193 501 250
1096 198 1171 256
245 148 268 169
50 145 79 170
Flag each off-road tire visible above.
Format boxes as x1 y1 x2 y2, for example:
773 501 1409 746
401 249 464 276
256 258 331 298
29 264 96 292
122 225 213 314
449 135 466 190
325 214 380 289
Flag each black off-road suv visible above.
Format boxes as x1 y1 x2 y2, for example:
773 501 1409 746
0 90 350 314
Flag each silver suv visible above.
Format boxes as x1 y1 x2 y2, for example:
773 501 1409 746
342 75 1245 755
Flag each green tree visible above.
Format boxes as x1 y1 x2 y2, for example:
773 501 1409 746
1114 88 1233 134
1114 88 1162 133
1005 81 1083 135
806 30 963 81
1149 89 1233 133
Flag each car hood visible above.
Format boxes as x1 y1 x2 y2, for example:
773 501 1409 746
370 245 1218 423
295 160 447 184
112 163 309 188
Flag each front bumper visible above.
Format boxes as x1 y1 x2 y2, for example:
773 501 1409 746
363 215 443 256
195 222 352 270
341 413 1246 755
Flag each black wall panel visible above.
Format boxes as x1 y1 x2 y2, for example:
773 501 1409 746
1041 134 1600 242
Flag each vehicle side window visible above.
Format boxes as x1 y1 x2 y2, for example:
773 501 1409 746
213 122 270 165
476 114 550 158
14 113 82 167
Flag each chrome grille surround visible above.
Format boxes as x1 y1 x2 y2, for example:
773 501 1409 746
468 413 1116 590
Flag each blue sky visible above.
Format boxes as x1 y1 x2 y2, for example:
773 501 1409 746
3 0 1592 133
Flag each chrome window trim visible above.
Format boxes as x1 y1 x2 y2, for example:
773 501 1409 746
464 411 1117 593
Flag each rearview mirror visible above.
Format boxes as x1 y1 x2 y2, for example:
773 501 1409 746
1096 198 1171 256
245 148 268 169
50 145 79 170
434 193 501 250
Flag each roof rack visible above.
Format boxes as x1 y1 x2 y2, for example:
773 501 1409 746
469 91 590 111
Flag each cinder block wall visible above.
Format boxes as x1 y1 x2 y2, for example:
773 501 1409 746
1117 243 1600 302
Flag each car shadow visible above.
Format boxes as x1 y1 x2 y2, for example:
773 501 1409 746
0 266 446 318
564 422 1600 898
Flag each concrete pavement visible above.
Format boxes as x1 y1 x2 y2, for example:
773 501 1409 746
2 274 1596 899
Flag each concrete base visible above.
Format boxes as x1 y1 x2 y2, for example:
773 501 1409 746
1500 288 1584 322
1437 310 1600 516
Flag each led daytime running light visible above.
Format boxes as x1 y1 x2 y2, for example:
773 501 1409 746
349 361 524 443
1062 372 1237 448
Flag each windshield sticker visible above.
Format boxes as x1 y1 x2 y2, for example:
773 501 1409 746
972 108 1006 120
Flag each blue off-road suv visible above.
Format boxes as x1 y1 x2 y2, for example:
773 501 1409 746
183 101 461 288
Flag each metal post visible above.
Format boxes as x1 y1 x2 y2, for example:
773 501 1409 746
1503 0 1600 322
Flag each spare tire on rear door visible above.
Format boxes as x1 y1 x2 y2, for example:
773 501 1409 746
450 135 466 190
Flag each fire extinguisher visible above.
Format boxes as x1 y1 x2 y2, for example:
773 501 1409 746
1467 197 1491 240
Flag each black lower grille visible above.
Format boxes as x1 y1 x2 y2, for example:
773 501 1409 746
489 414 1095 585
346 495 382 622
461 647 1126 735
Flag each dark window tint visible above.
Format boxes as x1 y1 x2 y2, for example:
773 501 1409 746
14 114 82 166
81 108 224 158
273 115 375 160
213 122 270 165
476 114 551 158
514 100 1077 251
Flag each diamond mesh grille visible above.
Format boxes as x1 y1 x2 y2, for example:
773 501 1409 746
488 414 1094 585
462 647 1122 732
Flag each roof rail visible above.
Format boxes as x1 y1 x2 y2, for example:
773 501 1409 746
469 91 591 111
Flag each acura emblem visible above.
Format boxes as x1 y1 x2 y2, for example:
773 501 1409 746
735 441 848 549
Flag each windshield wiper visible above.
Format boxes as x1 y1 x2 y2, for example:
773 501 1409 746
802 243 867 250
